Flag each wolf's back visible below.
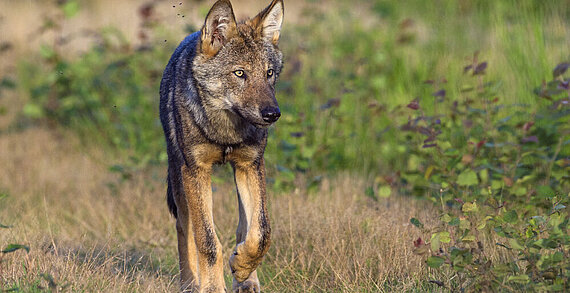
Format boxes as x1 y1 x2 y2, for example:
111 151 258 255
159 31 200 130
159 32 201 217
159 31 202 153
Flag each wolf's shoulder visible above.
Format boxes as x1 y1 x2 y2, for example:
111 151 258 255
174 32 201 58
164 31 201 72
161 32 201 90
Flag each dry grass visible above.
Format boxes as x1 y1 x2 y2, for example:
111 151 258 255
260 176 440 292
0 126 443 292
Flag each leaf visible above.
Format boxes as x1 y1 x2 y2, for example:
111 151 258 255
424 165 435 180
533 239 557 249
553 203 566 212
410 218 424 229
479 169 489 183
426 256 445 268
508 239 524 250
462 202 478 213
413 244 430 256
378 185 391 198
536 185 554 198
462 235 476 242
496 242 511 250
457 169 478 186
459 218 471 229
503 210 518 224
430 233 445 251
0 223 11 228
477 216 492 230
507 274 530 284
413 237 425 248
23 103 44 119
365 186 377 201
449 217 460 226
473 62 488 75
553 62 570 78
440 214 452 223
513 186 527 196
2 244 30 254
552 251 563 262
62 1 80 18
407 99 419 110
438 232 451 243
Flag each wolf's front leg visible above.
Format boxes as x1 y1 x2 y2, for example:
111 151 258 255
231 158 271 292
181 164 226 292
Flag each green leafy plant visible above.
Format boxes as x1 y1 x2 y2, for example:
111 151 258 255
410 59 569 291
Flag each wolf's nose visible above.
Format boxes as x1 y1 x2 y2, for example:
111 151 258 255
261 107 281 123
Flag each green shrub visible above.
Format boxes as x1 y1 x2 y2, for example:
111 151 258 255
410 59 569 291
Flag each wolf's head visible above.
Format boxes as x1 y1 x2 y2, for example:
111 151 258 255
193 0 284 128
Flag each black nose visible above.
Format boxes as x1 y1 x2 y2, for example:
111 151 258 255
261 107 281 123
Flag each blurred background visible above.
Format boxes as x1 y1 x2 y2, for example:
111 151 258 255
1 0 568 180
0 0 569 291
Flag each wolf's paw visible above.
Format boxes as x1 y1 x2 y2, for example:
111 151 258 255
232 280 260 293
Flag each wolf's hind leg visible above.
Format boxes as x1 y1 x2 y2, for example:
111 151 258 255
230 159 271 292
176 216 199 292
170 169 199 292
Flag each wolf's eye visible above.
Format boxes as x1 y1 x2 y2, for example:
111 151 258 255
234 70 245 78
267 69 274 78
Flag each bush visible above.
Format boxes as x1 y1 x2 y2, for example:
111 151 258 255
409 59 569 291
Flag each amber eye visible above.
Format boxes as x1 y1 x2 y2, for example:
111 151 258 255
234 70 245 78
267 69 274 78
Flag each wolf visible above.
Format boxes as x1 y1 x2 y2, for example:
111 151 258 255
159 0 284 292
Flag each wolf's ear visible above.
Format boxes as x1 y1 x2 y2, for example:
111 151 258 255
253 0 284 45
200 0 237 56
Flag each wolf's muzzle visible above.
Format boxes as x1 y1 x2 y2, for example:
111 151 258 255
261 106 281 123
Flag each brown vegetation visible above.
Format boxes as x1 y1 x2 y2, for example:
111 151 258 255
0 126 440 291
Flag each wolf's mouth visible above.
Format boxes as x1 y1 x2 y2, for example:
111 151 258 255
231 107 273 128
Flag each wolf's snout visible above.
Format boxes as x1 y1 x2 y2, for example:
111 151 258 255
261 107 281 123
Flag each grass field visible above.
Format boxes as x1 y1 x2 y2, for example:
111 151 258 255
0 0 568 292
0 127 443 291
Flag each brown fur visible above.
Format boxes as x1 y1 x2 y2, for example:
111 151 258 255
159 0 284 292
